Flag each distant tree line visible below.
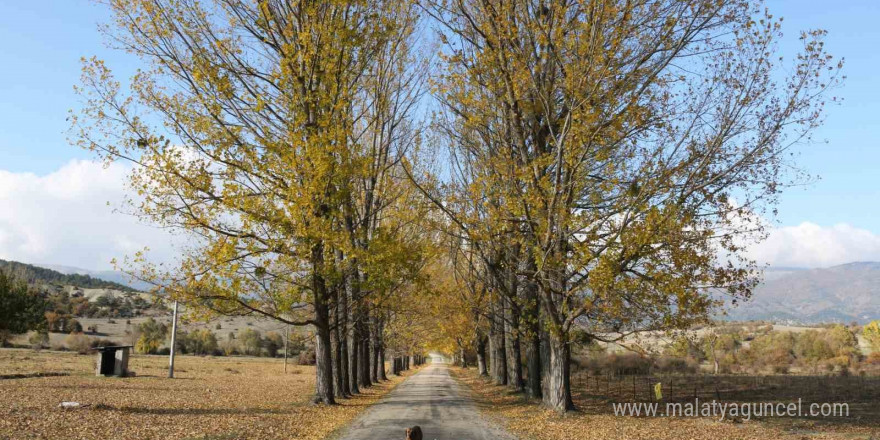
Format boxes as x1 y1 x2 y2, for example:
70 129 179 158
573 323 877 377
131 318 312 360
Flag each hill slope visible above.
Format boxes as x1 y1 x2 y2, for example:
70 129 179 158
0 259 135 292
723 262 880 324
39 263 153 291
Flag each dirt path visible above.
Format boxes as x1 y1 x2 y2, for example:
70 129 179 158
336 356 517 440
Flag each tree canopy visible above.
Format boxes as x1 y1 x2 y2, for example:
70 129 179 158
0 271 48 344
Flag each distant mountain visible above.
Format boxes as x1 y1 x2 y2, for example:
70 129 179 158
722 262 880 324
0 259 137 291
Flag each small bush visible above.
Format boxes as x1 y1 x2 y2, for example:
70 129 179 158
90 338 119 348
653 356 697 374
68 319 83 334
65 333 92 354
297 348 316 365
28 331 49 350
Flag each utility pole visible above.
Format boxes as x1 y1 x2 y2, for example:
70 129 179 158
168 301 179 378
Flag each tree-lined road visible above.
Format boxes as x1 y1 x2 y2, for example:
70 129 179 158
337 357 517 440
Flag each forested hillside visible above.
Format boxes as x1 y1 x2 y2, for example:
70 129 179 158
0 259 134 291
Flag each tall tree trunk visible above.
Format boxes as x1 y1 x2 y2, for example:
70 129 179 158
377 317 388 380
475 333 488 376
545 335 574 412
488 318 497 377
519 250 541 398
339 283 351 395
541 237 573 412
526 331 542 399
370 319 380 382
336 251 351 396
505 298 523 392
491 296 508 385
358 320 371 388
311 243 335 405
540 323 551 400
331 287 347 398
379 348 388 380
346 264 360 395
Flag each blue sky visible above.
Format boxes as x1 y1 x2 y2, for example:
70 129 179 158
0 0 878 270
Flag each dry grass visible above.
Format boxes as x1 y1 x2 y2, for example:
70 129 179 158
0 348 413 440
450 367 880 440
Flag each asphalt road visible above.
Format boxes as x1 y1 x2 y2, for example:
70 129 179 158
336 356 518 440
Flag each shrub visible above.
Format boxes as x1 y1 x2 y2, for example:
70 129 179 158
263 332 283 357
862 321 880 353
239 328 262 356
28 331 49 350
181 329 219 355
70 319 83 334
220 338 239 356
827 324 859 357
297 348 316 365
605 352 652 376
135 318 168 354
136 333 162 354
742 331 796 374
0 330 11 348
772 364 789 374
65 333 92 354
90 338 119 348
664 336 705 361
653 356 697 374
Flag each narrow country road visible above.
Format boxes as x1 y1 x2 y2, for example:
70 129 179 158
336 356 518 440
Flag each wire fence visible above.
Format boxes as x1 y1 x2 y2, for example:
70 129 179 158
571 371 880 406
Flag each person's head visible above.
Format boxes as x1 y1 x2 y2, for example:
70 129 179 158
405 426 422 440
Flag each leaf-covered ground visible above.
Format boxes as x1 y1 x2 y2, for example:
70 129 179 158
0 349 412 440
450 367 880 440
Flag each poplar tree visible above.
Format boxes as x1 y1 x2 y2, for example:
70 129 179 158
73 0 422 405
421 0 841 411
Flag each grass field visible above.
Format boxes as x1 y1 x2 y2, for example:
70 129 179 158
450 367 880 440
0 348 410 440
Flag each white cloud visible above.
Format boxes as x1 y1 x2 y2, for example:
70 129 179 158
0 159 179 270
2 160 878 272
748 222 880 268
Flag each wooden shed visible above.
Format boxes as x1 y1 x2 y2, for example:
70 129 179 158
94 345 133 377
